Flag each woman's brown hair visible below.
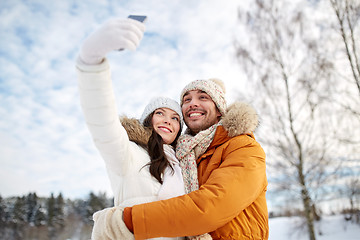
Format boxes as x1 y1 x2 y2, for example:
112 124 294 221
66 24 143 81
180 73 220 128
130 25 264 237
143 112 182 184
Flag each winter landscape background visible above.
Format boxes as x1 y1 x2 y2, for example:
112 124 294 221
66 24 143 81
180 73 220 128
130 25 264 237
0 192 359 239
1 0 359 239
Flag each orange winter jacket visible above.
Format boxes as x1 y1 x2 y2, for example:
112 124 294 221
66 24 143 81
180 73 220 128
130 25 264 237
132 102 269 239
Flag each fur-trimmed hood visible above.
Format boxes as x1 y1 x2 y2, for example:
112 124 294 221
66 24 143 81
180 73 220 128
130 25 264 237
221 101 259 137
120 116 152 146
120 101 258 144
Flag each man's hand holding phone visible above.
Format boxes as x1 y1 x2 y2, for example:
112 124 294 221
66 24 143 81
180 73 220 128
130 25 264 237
79 15 147 65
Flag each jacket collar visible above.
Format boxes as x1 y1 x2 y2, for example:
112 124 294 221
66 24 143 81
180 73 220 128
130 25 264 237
221 101 259 137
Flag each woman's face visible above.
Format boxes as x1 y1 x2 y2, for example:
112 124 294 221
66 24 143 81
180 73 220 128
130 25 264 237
151 108 181 144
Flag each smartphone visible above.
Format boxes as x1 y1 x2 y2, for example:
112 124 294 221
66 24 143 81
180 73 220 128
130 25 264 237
128 15 147 23
119 15 147 51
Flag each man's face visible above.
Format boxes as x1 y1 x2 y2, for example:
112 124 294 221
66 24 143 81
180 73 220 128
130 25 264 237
182 90 221 135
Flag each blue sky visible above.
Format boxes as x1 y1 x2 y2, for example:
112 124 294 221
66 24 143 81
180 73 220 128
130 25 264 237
0 0 249 199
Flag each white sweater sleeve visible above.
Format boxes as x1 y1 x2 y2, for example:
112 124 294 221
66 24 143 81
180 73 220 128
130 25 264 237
76 58 133 175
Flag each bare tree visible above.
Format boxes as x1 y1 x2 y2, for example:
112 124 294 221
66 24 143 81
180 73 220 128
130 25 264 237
342 177 360 223
325 0 360 162
329 0 360 97
235 0 348 239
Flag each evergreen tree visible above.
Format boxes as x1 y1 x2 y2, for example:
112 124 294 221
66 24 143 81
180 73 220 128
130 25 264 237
72 198 86 219
12 196 27 240
46 193 57 240
12 196 27 224
55 193 65 228
46 193 56 227
33 204 46 227
85 192 108 223
0 195 5 227
25 192 38 224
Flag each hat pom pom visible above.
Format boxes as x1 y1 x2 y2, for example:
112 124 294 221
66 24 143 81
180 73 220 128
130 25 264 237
209 78 226 94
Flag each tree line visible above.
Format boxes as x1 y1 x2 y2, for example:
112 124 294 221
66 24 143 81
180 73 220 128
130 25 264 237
0 190 358 240
0 192 112 240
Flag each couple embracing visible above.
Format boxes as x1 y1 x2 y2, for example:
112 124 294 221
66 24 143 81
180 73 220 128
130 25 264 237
76 17 268 240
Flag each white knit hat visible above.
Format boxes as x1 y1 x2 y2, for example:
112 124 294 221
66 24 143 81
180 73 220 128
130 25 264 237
180 78 227 116
140 97 183 127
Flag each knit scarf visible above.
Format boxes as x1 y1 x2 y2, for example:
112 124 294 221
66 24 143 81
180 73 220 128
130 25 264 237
176 122 221 193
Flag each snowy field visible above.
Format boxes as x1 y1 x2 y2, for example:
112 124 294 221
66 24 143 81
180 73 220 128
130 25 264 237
269 215 360 240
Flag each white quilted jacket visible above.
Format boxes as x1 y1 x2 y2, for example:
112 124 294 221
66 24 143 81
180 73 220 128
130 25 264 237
76 58 185 240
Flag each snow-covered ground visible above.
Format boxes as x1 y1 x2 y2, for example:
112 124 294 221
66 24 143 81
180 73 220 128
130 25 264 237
269 215 360 240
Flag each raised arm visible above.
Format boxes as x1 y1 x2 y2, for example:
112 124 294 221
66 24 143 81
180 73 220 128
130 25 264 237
76 18 145 174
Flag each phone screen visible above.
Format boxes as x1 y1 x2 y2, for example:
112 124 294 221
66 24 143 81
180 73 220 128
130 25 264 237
128 15 147 23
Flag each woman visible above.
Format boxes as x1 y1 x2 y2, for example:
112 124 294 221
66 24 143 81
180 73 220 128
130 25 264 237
76 18 186 240
77 17 211 240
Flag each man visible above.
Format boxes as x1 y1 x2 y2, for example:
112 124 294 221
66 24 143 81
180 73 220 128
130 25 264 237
92 78 269 239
